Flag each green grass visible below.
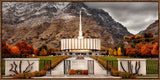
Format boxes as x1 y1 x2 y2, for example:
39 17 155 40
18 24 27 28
99 56 158 74
2 60 5 75
100 57 118 70
39 57 60 70
146 60 158 74
100 57 118 60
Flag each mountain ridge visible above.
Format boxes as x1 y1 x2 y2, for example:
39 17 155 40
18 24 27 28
2 2 132 48
138 20 158 38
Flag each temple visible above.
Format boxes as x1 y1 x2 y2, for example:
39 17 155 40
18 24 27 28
60 11 101 56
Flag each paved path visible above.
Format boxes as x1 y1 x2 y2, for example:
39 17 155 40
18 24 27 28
44 57 120 78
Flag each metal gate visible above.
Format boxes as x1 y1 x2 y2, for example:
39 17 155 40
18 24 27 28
88 60 94 74
64 60 70 74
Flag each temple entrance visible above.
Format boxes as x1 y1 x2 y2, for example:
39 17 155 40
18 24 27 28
64 58 94 75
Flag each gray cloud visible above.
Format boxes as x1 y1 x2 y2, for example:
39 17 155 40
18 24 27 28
84 2 158 34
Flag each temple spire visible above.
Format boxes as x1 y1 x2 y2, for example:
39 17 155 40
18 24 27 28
78 11 83 39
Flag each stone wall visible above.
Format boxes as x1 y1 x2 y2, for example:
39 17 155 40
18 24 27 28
118 58 146 75
3 58 40 75
71 60 88 70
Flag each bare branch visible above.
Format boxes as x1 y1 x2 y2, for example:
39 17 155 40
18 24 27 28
120 61 127 72
23 61 34 73
9 61 18 74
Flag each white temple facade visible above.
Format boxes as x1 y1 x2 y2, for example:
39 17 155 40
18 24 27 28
60 11 101 56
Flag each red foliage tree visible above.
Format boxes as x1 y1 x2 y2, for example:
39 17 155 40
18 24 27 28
141 43 153 56
126 46 137 56
135 42 144 55
2 41 11 56
34 49 38 56
15 41 34 55
151 42 158 56
10 46 20 55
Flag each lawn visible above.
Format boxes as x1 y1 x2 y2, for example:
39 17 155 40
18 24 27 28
1 56 60 75
99 56 158 75
39 56 60 70
2 60 5 75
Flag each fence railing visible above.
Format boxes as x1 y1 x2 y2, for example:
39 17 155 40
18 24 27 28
106 60 118 75
2 60 51 76
146 60 158 74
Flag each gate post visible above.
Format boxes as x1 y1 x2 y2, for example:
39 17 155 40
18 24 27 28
64 60 70 74
107 60 108 75
88 60 94 74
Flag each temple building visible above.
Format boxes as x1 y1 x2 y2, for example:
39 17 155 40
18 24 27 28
60 11 101 56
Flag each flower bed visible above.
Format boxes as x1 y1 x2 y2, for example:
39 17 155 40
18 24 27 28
13 56 71 79
69 69 88 75
90 56 136 79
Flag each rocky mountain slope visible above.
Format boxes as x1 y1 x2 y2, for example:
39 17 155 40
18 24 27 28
2 2 132 48
139 20 158 38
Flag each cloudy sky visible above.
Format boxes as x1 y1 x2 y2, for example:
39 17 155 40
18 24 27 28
85 2 158 34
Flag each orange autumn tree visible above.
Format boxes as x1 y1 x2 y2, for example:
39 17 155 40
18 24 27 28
118 47 123 56
151 42 158 56
135 42 144 56
141 42 153 56
15 41 34 55
101 46 107 51
126 46 136 56
34 49 38 56
2 41 11 56
39 49 47 56
10 46 20 55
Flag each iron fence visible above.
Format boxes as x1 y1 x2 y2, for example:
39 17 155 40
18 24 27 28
106 60 118 75
146 60 158 74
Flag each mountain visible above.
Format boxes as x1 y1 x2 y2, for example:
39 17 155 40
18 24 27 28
138 20 158 38
2 2 132 48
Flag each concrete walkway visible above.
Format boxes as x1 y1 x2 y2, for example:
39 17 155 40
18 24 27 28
42 57 120 78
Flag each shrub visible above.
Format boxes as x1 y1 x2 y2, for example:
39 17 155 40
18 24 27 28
33 71 41 77
16 73 25 79
25 73 33 78
40 70 46 76
13 74 19 79
119 72 132 79
69 69 76 75
82 70 88 75
76 70 82 74
111 70 119 76
131 74 136 79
